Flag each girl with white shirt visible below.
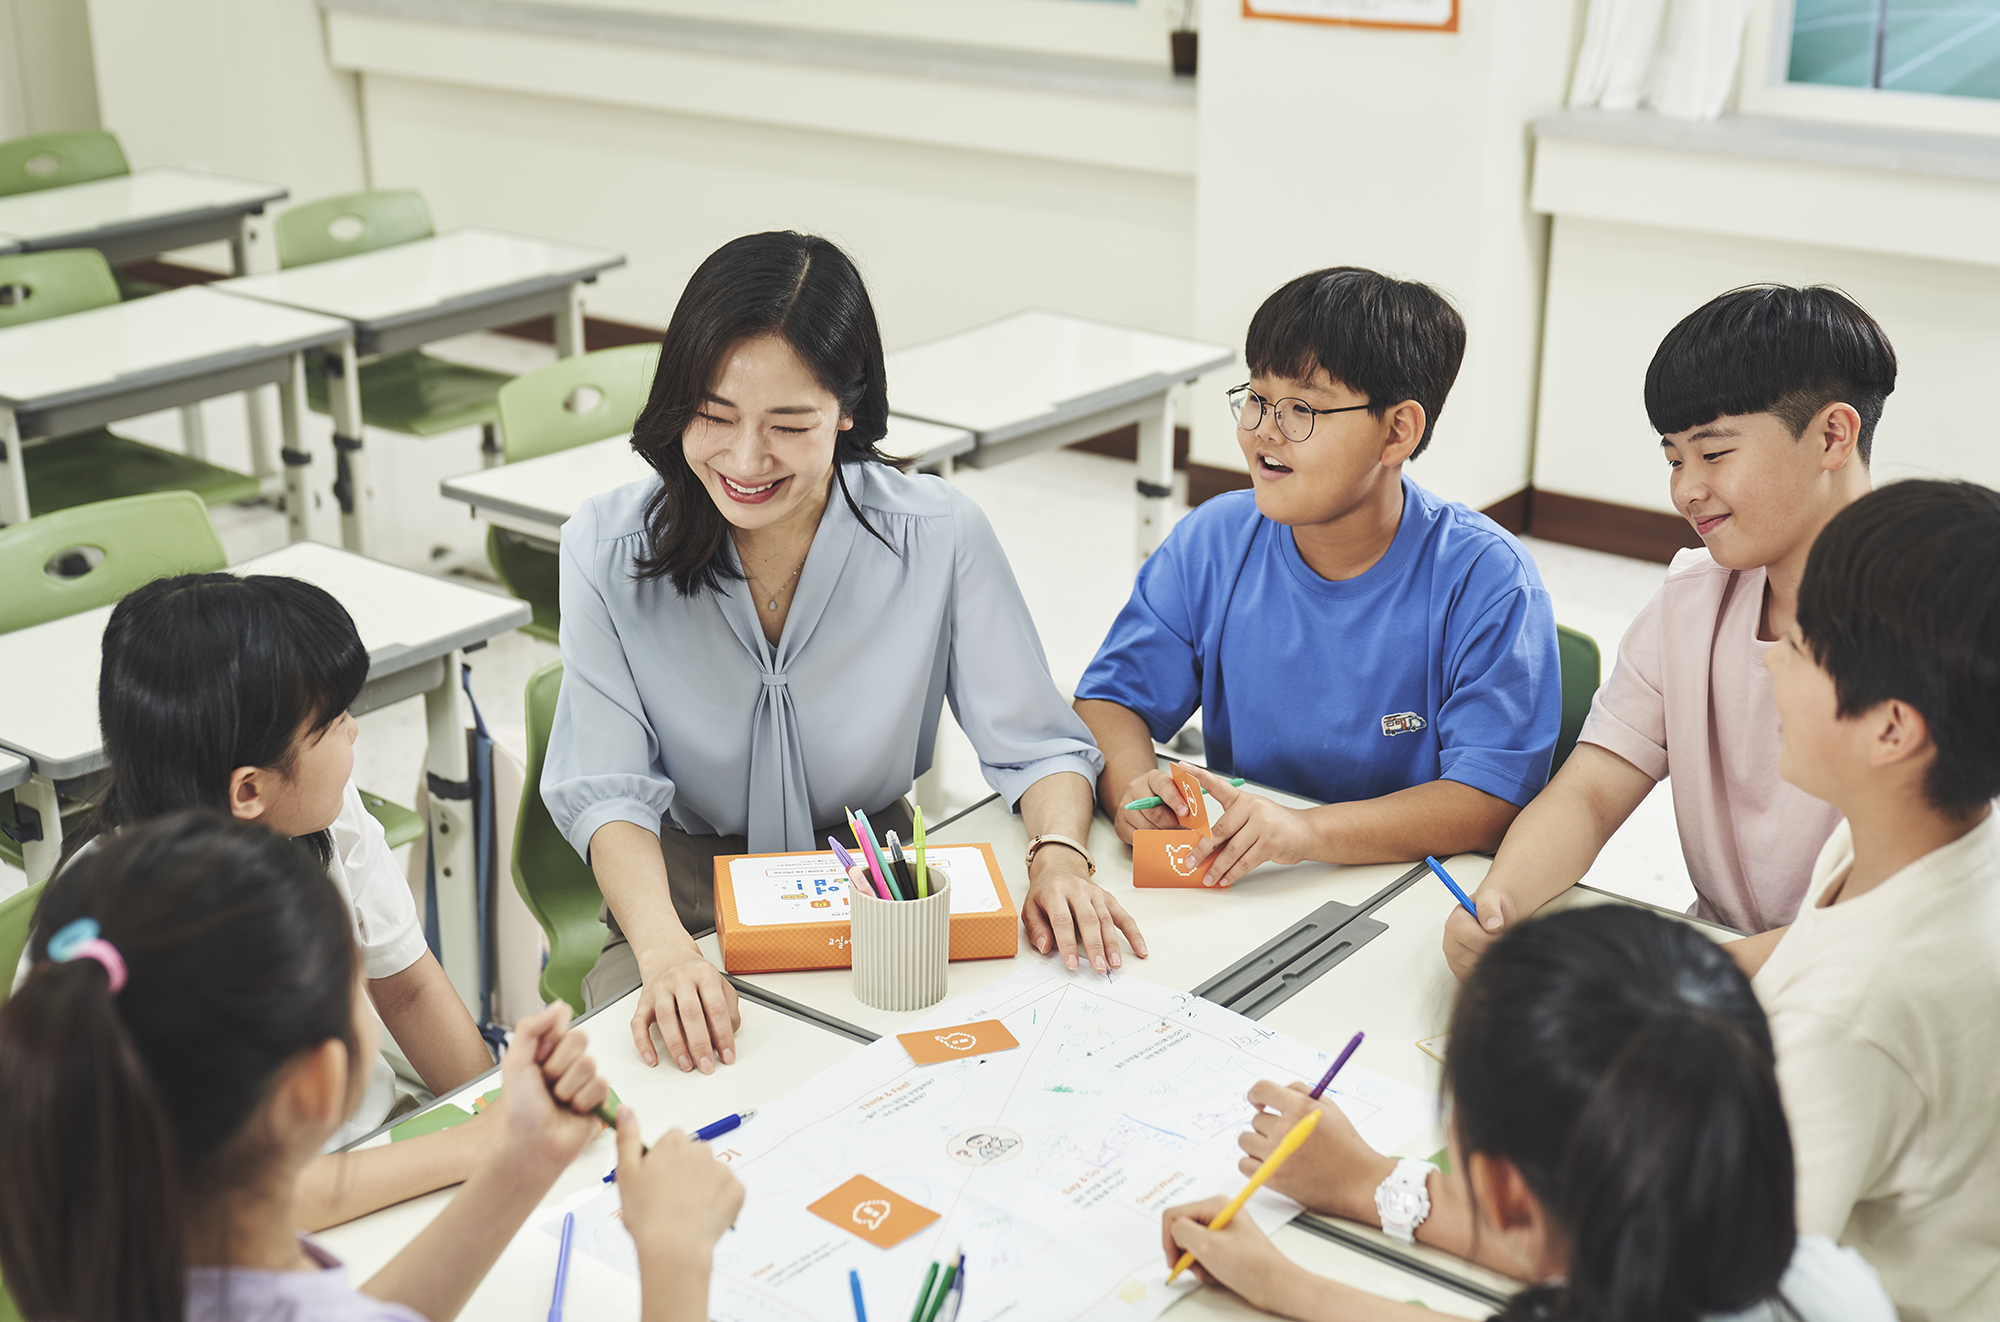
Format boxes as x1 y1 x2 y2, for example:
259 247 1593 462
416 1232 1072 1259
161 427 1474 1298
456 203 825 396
67 572 500 1228
543 231 1146 1076
1162 906 1895 1322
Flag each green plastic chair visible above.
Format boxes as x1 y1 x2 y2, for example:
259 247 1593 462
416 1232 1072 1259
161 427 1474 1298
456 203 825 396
513 662 606 1013
1554 624 1603 774
0 251 260 517
0 879 46 1008
487 345 658 641
0 490 224 634
0 129 129 197
277 190 512 441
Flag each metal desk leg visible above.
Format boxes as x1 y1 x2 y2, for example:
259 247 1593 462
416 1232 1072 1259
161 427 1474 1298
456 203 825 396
178 404 208 460
555 282 585 358
0 406 27 526
425 649 482 1014
1134 390 1177 569
324 338 372 555
16 774 61 885
234 212 282 485
278 352 318 544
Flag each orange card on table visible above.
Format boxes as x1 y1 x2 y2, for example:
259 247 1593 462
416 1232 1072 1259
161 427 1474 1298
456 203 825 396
1132 828 1217 888
807 1175 941 1249
1169 763 1211 834
897 1019 1021 1065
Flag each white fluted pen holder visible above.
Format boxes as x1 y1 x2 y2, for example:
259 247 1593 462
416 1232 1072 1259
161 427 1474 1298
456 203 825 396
849 879 950 1011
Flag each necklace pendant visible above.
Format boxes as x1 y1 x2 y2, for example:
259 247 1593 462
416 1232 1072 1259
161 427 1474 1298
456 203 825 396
766 598 777 611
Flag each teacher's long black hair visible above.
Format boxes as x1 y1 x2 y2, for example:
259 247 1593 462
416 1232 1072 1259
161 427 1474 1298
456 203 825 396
1449 906 1799 1322
632 231 897 597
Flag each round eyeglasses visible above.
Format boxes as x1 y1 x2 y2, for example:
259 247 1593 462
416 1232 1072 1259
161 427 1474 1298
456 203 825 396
1227 384 1370 444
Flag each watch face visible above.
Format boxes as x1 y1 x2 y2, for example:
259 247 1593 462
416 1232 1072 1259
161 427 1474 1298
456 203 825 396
1381 1186 1424 1221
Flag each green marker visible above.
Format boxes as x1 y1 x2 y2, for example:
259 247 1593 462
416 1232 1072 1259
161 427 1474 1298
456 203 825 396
913 803 929 898
1125 777 1244 811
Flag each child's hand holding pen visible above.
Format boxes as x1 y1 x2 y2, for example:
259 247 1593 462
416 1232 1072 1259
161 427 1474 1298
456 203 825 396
501 1002 612 1170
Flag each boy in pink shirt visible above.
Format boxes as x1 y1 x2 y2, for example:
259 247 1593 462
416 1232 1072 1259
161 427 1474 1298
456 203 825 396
1444 285 1895 974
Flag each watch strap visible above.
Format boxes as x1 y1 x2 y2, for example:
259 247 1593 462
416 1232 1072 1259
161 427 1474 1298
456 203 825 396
1374 1158 1437 1245
1025 833 1095 877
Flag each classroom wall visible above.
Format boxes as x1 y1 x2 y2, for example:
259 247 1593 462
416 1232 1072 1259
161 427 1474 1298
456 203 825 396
1185 0 1586 513
1536 215 2000 514
354 74 1197 351
0 0 102 139
82 0 367 208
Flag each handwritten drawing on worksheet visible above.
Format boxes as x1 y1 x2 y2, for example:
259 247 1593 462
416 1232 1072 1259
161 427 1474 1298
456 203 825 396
542 962 1437 1322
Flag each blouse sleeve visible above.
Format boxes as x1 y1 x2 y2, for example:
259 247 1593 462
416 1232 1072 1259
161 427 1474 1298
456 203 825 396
942 491 1105 809
540 501 679 863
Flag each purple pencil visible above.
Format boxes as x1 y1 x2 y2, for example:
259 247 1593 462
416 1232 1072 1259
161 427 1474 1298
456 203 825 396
830 836 889 900
1309 1031 1365 1099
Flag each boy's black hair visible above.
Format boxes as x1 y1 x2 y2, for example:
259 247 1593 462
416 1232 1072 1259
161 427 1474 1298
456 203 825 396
1798 479 2000 817
1644 285 1897 462
1244 266 1465 459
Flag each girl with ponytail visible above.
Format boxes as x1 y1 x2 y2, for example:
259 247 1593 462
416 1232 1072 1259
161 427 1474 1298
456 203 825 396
1159 906 1894 1322
0 813 741 1322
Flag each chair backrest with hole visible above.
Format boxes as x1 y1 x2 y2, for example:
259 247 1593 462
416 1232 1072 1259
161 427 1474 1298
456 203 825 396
0 249 121 330
513 661 606 1013
0 130 129 197
0 492 227 634
497 344 660 464
276 189 434 269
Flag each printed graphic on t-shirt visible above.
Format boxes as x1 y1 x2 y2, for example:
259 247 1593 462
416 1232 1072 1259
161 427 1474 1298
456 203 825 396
1380 712 1427 736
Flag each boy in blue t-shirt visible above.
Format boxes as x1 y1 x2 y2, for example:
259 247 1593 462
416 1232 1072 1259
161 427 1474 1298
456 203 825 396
1074 267 1560 885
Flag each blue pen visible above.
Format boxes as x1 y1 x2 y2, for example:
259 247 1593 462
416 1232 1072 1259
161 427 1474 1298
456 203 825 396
850 1268 869 1322
603 1108 757 1182
938 1253 966 1322
549 1211 575 1322
1424 855 1480 921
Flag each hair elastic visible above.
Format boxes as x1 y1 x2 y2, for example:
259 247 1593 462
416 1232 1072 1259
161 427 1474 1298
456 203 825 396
46 917 127 994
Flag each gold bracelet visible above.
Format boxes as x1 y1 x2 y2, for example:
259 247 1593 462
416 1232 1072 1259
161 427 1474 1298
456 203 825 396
1025 833 1095 877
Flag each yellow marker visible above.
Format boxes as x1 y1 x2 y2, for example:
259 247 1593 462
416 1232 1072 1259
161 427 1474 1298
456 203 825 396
1165 1109 1321 1284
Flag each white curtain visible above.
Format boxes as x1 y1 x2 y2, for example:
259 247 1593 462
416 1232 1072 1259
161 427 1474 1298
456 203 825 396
1568 0 1751 121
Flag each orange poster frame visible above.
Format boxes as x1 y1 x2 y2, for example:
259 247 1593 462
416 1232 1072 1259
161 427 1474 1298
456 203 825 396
1241 0 1458 33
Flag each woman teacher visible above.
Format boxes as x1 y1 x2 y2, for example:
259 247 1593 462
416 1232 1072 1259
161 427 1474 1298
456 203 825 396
543 232 1147 1074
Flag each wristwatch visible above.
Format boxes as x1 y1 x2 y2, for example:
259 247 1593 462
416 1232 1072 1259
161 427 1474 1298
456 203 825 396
1374 1158 1436 1244
1025 833 1096 877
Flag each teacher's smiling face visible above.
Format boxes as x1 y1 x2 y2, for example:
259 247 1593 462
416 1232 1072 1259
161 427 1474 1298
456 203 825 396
683 332 855 533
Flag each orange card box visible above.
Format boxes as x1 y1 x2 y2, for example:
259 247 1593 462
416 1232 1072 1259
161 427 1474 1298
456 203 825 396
713 842 1018 974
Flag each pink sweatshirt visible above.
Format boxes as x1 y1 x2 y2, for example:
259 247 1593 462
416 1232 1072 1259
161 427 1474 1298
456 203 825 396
1578 548 1841 932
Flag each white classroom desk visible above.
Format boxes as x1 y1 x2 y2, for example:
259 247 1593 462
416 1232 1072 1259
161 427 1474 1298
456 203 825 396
0 166 285 270
216 228 627 555
437 418 977 545
0 750 26 794
0 285 350 534
698 788 1444 1044
885 310 1234 568
0 542 528 1013
318 988 865 1322
314 984 1484 1322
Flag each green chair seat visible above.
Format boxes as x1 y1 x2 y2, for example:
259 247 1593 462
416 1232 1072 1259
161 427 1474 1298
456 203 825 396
514 661 606 1013
487 528 560 644
24 428 261 516
306 349 509 437
1554 624 1603 774
359 788 427 850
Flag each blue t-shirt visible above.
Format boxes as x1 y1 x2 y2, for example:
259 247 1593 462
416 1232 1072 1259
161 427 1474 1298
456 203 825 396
1075 479 1559 808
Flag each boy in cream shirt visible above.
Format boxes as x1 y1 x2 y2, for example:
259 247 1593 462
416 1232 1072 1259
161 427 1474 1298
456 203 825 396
1745 479 2000 1321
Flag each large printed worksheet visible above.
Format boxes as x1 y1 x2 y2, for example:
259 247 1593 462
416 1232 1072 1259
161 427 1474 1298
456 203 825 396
545 961 1438 1321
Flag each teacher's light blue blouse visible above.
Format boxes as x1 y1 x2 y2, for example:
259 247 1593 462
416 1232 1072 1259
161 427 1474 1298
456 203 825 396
543 461 1103 857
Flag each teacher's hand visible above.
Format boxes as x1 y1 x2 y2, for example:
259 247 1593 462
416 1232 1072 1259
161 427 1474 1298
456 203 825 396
632 937 741 1074
1023 848 1148 975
